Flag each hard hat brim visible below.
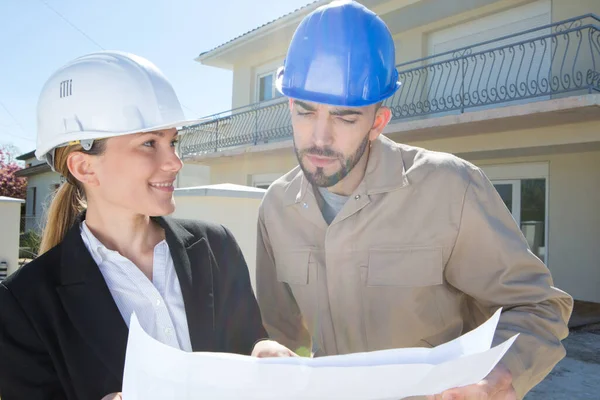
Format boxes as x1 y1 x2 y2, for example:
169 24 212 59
275 66 401 108
35 116 210 162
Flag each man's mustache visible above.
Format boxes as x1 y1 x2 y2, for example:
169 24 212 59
300 146 342 159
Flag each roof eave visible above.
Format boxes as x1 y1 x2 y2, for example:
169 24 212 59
16 150 36 161
194 52 235 70
14 163 52 177
194 1 328 69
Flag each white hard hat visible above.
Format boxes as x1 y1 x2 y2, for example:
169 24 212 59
35 50 204 169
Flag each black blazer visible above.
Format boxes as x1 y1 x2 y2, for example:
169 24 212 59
0 216 268 400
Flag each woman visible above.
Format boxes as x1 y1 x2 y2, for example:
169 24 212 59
0 51 294 400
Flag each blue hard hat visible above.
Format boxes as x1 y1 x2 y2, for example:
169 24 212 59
276 0 401 107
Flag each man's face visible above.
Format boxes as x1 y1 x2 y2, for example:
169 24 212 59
290 99 383 188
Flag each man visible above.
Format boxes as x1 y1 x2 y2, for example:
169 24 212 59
256 1 573 399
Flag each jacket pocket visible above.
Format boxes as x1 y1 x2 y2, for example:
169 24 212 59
367 247 443 287
275 249 311 285
273 249 319 349
361 247 447 351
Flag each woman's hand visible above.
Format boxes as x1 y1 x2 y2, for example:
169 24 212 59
101 392 122 400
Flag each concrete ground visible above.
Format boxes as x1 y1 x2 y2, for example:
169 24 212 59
526 324 600 399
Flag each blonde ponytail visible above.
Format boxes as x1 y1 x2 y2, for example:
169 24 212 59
39 181 86 255
38 140 106 255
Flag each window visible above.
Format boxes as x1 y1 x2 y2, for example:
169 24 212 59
257 71 282 102
483 163 549 264
27 187 37 216
492 179 546 263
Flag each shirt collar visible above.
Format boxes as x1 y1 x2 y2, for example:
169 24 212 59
79 220 167 265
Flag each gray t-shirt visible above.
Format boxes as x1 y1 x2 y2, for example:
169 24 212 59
317 186 349 225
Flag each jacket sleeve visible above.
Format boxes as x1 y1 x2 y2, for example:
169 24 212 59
444 166 573 399
0 283 66 400
255 205 312 356
217 224 269 355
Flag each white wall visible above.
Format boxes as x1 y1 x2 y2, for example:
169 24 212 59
176 163 211 188
171 185 265 292
0 197 26 278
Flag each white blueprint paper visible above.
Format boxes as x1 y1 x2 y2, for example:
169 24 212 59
121 308 517 400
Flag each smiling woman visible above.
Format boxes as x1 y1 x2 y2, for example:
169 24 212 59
0 51 295 400
39 127 184 257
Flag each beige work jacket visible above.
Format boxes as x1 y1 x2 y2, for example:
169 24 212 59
256 135 573 399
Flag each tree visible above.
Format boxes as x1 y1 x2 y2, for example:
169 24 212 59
0 147 27 199
0 143 22 165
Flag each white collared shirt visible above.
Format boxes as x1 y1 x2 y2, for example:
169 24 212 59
80 221 192 352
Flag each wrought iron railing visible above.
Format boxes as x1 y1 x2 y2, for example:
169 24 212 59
179 14 600 158
179 98 291 156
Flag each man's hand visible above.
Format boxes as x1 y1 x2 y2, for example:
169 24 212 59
427 364 516 400
101 393 122 400
251 340 299 358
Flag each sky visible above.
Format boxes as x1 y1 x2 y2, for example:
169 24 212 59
0 0 313 157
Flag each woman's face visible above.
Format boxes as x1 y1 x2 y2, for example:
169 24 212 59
81 128 183 217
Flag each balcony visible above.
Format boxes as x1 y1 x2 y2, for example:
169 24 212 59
179 14 600 159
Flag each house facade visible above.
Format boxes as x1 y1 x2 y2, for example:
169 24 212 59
15 151 61 233
181 0 600 303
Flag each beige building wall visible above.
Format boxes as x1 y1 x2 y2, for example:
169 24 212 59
0 197 26 278
206 150 298 186
393 0 538 63
552 0 600 21
232 63 252 109
403 120 600 154
543 151 600 303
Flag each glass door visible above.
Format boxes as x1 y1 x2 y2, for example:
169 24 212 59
492 180 521 226
491 178 547 263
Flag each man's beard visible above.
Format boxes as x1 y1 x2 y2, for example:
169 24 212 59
294 134 370 188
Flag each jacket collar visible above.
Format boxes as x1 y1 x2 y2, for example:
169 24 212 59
56 213 130 381
154 216 216 353
56 213 215 382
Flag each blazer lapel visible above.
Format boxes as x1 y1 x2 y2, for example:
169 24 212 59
155 217 216 352
56 219 129 381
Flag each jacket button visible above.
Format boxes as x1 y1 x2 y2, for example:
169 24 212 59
354 195 361 200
